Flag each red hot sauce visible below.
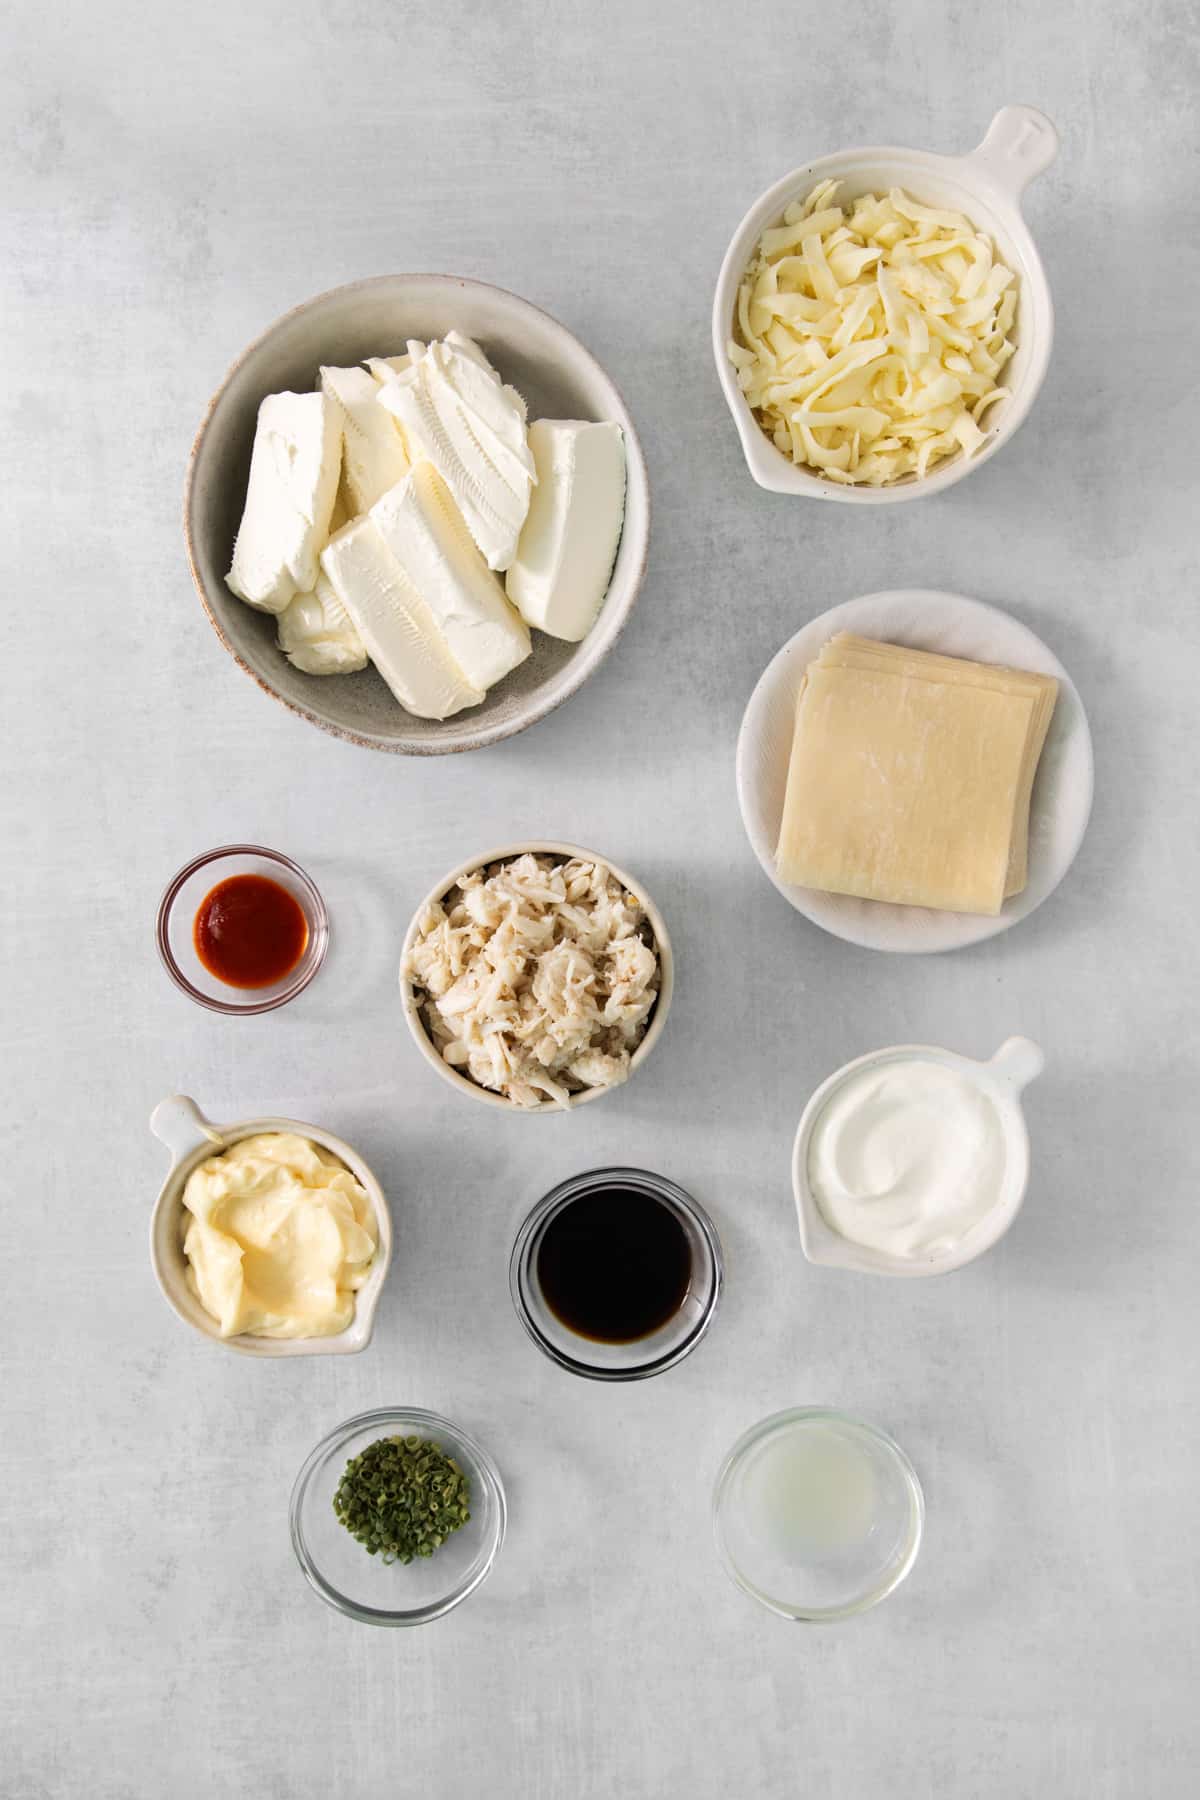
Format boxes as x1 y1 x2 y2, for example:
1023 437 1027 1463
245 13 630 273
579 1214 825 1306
193 874 308 989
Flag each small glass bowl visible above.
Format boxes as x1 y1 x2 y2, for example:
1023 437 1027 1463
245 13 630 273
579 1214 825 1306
510 1167 723 1381
156 845 328 1015
713 1407 924 1622
290 1407 506 1627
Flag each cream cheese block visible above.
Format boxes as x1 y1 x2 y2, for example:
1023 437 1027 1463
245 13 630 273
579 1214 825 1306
365 350 420 385
369 463 530 691
227 392 341 613
320 517 483 720
276 572 369 676
376 333 536 571
319 364 409 514
506 420 625 641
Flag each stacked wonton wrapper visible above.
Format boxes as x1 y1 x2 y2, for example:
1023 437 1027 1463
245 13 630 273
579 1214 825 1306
776 635 1058 915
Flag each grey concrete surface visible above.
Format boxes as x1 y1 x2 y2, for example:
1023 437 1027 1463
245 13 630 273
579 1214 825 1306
3 2 1198 1794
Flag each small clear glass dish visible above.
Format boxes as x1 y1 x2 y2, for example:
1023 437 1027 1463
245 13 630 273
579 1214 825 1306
510 1167 723 1381
713 1408 923 1622
156 844 328 1014
290 1408 506 1627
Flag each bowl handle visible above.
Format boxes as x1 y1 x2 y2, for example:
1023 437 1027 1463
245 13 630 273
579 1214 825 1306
986 1036 1046 1092
965 105 1059 198
150 1094 225 1165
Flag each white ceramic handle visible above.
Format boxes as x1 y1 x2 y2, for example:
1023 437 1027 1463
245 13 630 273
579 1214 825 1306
987 1036 1045 1091
967 105 1059 197
149 1094 224 1164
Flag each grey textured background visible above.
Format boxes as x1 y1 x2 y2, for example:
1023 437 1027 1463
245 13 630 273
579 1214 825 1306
4 2 1198 1795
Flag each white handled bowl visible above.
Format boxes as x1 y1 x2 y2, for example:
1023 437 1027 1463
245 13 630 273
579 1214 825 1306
792 1037 1045 1276
149 1095 392 1355
713 104 1058 501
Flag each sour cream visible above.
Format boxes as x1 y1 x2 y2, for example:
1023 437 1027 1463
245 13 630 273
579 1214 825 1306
807 1057 1007 1259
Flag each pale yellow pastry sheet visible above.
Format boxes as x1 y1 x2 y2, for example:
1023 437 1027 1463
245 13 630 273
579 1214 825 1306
817 635 1058 895
776 661 1037 915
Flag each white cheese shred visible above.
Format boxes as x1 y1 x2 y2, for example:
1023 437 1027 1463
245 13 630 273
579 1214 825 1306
729 184 1019 487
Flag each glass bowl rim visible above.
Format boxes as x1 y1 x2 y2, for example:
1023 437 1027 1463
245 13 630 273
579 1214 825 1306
509 1165 724 1381
289 1406 507 1627
155 843 329 1015
712 1405 925 1622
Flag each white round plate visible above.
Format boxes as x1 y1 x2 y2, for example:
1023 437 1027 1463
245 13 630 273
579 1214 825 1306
735 589 1094 954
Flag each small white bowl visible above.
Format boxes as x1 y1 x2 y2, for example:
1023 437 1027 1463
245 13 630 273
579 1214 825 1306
185 274 650 754
149 1095 392 1355
713 104 1058 501
399 841 674 1113
792 1037 1044 1277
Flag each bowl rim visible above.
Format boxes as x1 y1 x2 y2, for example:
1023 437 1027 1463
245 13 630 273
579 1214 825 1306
508 1165 724 1380
791 1040 1038 1277
155 843 329 1015
183 271 651 754
148 1102 393 1356
712 1406 925 1621
289 1405 507 1626
398 840 674 1113
711 111 1057 503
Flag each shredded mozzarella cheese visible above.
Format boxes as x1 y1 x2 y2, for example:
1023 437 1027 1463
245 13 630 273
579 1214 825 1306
729 182 1018 486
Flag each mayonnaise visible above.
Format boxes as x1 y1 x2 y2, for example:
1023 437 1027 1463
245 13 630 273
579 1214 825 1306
181 1133 378 1338
807 1058 1006 1258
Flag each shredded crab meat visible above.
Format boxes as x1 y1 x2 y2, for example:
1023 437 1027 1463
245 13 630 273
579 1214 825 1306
403 854 660 1109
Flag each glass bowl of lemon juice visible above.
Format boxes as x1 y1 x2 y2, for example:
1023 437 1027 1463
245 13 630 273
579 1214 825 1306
713 1407 923 1621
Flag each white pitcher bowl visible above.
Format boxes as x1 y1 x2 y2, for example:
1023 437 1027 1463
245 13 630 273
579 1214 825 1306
149 1095 392 1356
793 1037 1045 1275
713 105 1058 502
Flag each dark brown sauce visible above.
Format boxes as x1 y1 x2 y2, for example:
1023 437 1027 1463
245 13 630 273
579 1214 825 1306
193 874 308 989
536 1186 692 1343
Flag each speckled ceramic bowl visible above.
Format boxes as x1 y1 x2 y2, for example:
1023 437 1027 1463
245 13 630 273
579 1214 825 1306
399 841 674 1113
184 274 649 754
